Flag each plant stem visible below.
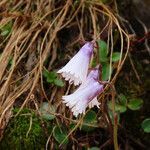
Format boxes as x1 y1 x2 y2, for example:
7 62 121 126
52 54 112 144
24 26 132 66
99 81 119 149
113 113 119 150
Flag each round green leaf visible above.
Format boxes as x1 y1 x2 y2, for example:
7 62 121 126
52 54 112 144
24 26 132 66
98 40 108 62
112 52 121 62
108 101 127 113
39 102 56 120
118 94 127 105
1 30 10 36
102 63 112 81
0 21 12 37
43 69 57 83
115 104 127 113
89 147 99 150
81 110 97 132
48 71 57 79
141 118 150 133
54 79 64 87
127 98 143 110
53 126 68 144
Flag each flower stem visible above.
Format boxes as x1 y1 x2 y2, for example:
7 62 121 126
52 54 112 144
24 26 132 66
99 81 119 150
113 113 119 150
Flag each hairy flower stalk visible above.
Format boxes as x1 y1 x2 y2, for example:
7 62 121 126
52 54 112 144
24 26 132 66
57 42 94 85
62 68 103 117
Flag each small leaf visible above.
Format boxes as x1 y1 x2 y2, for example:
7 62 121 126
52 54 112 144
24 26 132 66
98 40 108 62
81 110 97 132
102 63 111 81
53 126 68 144
43 69 57 79
108 101 127 113
118 94 127 105
115 104 127 113
48 72 57 79
54 79 64 87
43 69 57 83
112 52 121 62
43 69 49 77
127 98 143 110
89 147 99 150
39 102 56 120
47 77 54 83
141 118 150 133
1 30 10 36
0 21 13 36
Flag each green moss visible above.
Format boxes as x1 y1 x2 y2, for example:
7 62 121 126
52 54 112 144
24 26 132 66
0 108 51 150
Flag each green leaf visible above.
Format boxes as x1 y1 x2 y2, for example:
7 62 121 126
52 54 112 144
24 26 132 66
46 77 54 83
54 79 64 87
127 98 143 110
39 102 56 120
1 30 10 36
89 147 99 150
43 69 49 78
98 40 108 62
43 69 64 87
81 110 97 132
43 69 57 83
0 21 13 36
48 71 57 79
118 94 127 105
141 118 150 133
108 101 127 113
112 52 121 62
102 63 111 81
115 104 127 113
53 126 68 144
43 69 57 79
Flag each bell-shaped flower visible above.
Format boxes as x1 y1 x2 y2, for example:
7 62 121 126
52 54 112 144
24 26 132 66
62 68 103 117
75 67 101 108
57 42 94 85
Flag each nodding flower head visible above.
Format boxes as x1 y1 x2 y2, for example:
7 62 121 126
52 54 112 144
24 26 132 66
77 67 100 92
86 67 101 108
57 42 94 85
62 68 103 117
62 80 103 117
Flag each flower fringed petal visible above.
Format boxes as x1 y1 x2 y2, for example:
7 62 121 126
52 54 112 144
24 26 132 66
57 42 94 85
62 80 103 117
88 97 100 108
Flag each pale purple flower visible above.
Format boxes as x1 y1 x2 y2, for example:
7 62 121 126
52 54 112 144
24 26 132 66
62 68 103 117
75 67 101 108
57 42 94 85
